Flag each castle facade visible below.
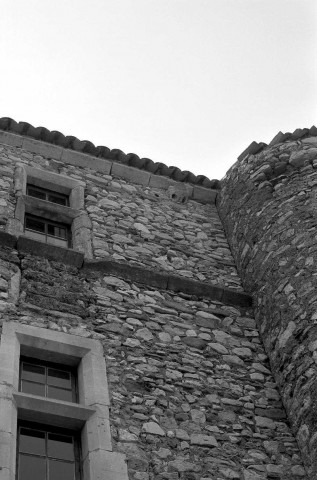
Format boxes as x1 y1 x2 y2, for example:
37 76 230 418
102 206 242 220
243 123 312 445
0 118 315 480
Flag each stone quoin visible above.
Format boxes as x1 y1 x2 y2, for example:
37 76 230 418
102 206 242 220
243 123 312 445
0 117 316 480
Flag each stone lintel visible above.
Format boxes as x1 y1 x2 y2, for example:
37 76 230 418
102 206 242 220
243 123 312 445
13 392 94 430
0 132 218 204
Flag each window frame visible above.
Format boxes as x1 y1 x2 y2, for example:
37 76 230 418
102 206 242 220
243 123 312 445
17 420 82 480
19 356 78 403
24 213 73 249
0 322 128 480
7 165 93 258
26 184 70 207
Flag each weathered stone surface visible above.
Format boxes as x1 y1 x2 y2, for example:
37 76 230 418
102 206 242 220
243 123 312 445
181 337 207 349
190 434 218 447
0 132 308 480
168 460 201 472
219 138 314 478
142 422 165 436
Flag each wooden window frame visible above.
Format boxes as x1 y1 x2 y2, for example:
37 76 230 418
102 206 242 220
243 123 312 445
24 214 72 249
17 420 82 480
26 184 70 207
19 356 78 403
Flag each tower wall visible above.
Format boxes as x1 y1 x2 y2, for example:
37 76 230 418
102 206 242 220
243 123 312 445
218 135 317 477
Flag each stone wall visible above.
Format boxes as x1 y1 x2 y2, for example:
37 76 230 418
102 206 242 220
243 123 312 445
0 128 311 479
0 248 306 480
0 140 241 290
218 136 317 478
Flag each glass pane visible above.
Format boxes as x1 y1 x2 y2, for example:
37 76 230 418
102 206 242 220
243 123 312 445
21 380 46 397
25 217 46 233
48 433 74 460
47 224 67 239
27 187 46 200
20 428 46 455
19 454 46 480
47 369 71 388
47 386 73 402
48 194 67 206
49 460 74 480
22 363 45 383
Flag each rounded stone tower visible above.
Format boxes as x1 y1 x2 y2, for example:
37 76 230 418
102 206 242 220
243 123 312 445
218 128 317 478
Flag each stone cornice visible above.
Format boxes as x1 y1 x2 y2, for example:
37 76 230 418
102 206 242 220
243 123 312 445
0 117 219 193
0 127 217 205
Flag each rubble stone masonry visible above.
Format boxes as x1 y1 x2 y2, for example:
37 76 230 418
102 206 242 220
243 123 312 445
218 134 317 478
1 121 316 480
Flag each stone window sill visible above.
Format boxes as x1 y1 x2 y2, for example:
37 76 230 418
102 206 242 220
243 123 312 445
13 392 95 430
17 235 84 268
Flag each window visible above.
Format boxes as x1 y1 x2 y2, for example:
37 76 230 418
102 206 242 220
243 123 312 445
8 165 93 258
17 421 81 480
0 322 128 480
24 214 72 248
20 357 77 402
26 185 69 207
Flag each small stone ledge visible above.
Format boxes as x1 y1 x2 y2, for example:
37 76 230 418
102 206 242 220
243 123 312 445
0 232 251 306
82 259 252 307
13 392 94 430
17 236 84 268
82 258 169 290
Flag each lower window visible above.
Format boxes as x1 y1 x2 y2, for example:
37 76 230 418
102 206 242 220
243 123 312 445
24 214 72 248
17 421 81 480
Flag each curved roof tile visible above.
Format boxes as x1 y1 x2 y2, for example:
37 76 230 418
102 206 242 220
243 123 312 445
1 118 315 188
0 117 220 189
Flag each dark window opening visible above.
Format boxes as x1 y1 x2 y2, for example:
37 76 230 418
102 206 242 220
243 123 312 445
24 214 72 248
20 357 77 403
17 421 81 480
26 185 69 207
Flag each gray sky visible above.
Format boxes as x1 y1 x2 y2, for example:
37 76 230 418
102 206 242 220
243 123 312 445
1 0 316 180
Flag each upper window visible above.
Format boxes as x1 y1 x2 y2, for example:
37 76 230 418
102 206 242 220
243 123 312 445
18 421 81 480
20 357 77 403
10 165 93 258
26 184 69 207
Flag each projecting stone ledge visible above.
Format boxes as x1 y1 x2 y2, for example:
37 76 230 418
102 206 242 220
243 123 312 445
0 231 252 307
82 258 252 307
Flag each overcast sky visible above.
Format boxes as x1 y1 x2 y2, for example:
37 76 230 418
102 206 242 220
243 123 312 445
1 0 316 180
